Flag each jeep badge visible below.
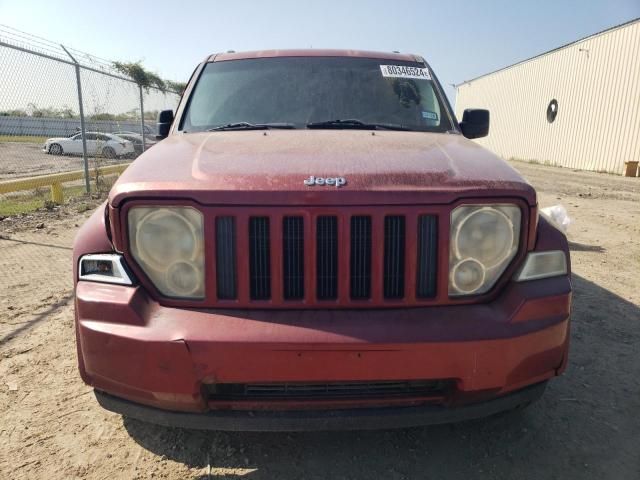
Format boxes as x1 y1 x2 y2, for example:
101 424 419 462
304 176 347 187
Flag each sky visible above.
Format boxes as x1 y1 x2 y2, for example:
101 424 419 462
1 0 639 104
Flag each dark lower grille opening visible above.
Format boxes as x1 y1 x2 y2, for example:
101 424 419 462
283 216 304 300
208 380 452 400
215 216 237 299
249 216 271 300
316 216 338 300
384 215 406 299
417 215 438 298
350 216 372 299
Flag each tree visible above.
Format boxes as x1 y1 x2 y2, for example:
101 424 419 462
113 61 165 92
0 109 28 117
112 61 184 94
166 80 187 94
25 103 78 118
144 110 159 121
89 113 116 121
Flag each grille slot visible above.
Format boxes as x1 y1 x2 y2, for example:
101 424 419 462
384 215 406 299
209 380 451 400
249 216 271 300
215 216 237 299
316 216 338 300
350 216 372 299
417 215 438 298
283 216 304 300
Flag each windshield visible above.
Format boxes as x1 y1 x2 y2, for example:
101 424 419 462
180 57 454 132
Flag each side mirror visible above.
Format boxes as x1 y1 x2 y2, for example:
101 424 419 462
156 109 174 140
459 109 489 139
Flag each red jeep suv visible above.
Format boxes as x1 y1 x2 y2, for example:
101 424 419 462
73 50 571 431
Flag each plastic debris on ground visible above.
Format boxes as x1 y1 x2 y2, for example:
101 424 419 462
540 205 571 232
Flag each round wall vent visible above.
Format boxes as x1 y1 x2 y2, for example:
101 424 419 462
547 99 558 123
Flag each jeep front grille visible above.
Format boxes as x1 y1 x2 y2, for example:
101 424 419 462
212 208 439 307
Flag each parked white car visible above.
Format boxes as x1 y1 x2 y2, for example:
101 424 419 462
43 132 134 158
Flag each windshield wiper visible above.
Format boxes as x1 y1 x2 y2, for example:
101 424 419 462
207 122 296 131
306 119 412 131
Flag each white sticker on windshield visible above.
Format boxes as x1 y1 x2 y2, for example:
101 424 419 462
380 65 432 80
422 110 438 120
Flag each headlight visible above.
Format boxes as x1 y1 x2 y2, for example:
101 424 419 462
449 204 521 296
128 207 204 299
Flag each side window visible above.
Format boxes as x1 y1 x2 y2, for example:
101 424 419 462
73 134 82 141
85 133 97 141
98 134 111 141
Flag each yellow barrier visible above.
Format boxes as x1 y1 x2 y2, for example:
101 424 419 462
0 163 130 203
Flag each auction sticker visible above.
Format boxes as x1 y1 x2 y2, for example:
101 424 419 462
380 65 432 80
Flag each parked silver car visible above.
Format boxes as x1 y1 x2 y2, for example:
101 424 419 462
43 132 134 158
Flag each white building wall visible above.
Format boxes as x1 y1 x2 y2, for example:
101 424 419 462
455 20 640 174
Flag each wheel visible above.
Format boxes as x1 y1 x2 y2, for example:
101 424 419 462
102 146 116 159
49 143 63 155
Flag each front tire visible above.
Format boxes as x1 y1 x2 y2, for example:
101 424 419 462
102 146 116 159
49 143 63 155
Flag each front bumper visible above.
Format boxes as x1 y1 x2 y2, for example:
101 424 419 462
75 274 571 425
95 381 547 431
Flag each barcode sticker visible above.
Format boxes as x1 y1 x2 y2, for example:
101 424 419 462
380 65 431 80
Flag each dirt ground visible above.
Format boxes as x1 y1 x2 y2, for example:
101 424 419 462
0 161 639 479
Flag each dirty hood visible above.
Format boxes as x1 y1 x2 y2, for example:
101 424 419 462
109 130 536 206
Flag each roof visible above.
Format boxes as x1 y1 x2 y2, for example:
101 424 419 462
457 17 640 87
209 49 422 63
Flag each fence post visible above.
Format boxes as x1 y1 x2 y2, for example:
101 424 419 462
139 85 146 153
50 183 64 204
61 44 90 194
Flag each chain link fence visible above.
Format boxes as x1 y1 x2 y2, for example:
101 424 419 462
0 25 181 218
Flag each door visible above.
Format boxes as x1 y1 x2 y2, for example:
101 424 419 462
84 133 98 155
66 134 83 154
97 134 113 155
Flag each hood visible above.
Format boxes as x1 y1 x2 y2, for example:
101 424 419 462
46 137 69 143
109 130 536 206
